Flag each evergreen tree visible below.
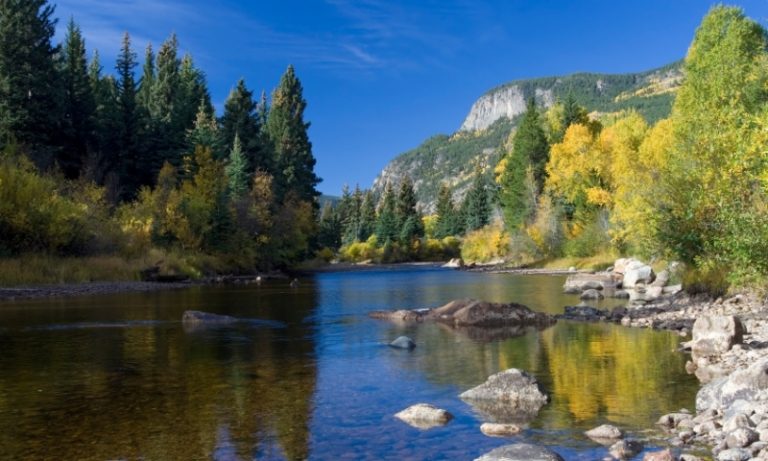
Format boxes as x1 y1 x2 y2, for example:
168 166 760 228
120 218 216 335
375 182 398 243
186 101 223 157
267 65 320 203
220 79 267 172
225 134 248 198
551 94 590 143
88 52 120 184
317 201 341 250
137 44 155 110
115 32 141 199
395 176 423 243
434 183 458 238
0 0 61 164
500 98 548 229
176 53 212 135
359 190 377 242
58 19 94 178
150 34 183 169
464 165 492 231
341 185 364 244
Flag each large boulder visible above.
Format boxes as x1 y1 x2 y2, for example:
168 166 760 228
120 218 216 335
563 273 618 293
394 403 453 429
474 443 564 461
697 358 768 412
427 299 554 328
690 315 744 360
460 369 547 423
585 423 624 443
622 260 656 288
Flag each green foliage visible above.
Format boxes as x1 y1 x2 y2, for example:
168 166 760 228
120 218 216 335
375 182 398 243
225 134 249 197
395 176 424 244
434 183 462 238
563 213 611 258
220 79 269 173
462 165 492 232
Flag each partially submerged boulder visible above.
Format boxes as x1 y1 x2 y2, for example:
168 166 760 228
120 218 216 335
182 310 238 325
369 299 555 330
585 423 624 444
563 273 618 293
460 368 548 423
480 422 521 437
474 443 564 461
389 336 416 350
443 258 464 268
394 403 452 429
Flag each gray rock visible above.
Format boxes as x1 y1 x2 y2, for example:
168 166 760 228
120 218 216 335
679 455 704 461
716 448 752 461
726 427 758 448
623 260 656 288
580 289 605 300
691 315 745 360
480 422 521 437
643 449 674 461
474 443 564 461
697 359 768 412
657 412 694 429
651 269 671 287
461 368 547 423
563 273 617 292
394 403 452 429
585 423 624 442
443 258 464 268
389 336 416 350
609 440 643 459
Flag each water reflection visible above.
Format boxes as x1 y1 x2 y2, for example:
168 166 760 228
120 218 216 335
0 282 318 461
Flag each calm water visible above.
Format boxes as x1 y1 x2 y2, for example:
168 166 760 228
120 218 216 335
0 266 698 460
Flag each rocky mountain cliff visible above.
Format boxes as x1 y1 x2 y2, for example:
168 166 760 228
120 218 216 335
373 62 683 212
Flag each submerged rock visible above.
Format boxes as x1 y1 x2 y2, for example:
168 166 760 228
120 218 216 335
559 305 608 321
389 336 416 350
480 422 521 437
394 403 452 429
609 440 643 459
182 310 237 325
460 368 547 423
474 443 564 461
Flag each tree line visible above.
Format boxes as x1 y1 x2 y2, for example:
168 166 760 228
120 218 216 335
0 0 320 271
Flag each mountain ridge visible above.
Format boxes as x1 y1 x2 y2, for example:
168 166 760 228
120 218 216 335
373 61 684 212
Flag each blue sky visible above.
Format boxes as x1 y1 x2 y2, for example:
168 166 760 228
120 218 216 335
53 0 768 195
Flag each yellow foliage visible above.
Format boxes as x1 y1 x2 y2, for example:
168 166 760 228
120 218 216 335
585 187 612 206
461 222 510 263
545 123 601 203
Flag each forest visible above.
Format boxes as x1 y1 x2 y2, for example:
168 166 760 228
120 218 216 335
2 2 768 295
0 1 320 282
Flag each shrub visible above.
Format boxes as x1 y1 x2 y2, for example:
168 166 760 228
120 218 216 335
461 222 509 263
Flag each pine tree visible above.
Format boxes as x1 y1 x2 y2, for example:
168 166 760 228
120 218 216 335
225 134 249 198
186 101 223 157
137 44 155 110
375 182 398 243
0 0 61 164
267 65 320 204
58 19 94 178
395 176 423 243
88 52 120 183
464 165 491 231
359 190 377 242
115 32 141 199
500 98 548 229
434 183 458 238
551 94 590 143
317 201 341 250
220 79 267 172
150 34 183 169
177 54 212 135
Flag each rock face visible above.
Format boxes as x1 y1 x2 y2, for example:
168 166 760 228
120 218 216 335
394 403 453 429
474 443 565 461
460 369 547 423
370 299 555 330
690 315 744 360
460 85 531 132
389 336 416 350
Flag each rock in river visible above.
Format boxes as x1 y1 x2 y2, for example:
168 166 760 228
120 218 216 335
394 403 453 429
474 443 564 461
182 310 238 325
585 423 624 443
460 368 548 423
480 422 521 437
389 336 416 350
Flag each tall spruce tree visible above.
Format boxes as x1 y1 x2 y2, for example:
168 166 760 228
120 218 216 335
88 52 120 183
220 79 267 172
267 65 320 204
150 34 183 169
395 176 423 243
464 165 492 231
0 0 61 164
177 54 212 134
359 190 377 242
225 134 248 198
500 98 548 229
137 44 155 110
434 183 459 238
317 201 341 250
115 32 141 198
58 19 94 178
375 182 398 243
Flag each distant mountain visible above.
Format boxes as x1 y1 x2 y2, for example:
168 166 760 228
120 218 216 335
373 61 683 212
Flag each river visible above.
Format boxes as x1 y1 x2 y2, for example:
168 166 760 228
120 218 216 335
0 266 699 460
